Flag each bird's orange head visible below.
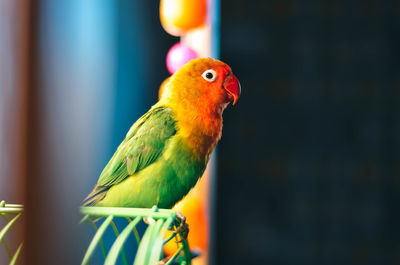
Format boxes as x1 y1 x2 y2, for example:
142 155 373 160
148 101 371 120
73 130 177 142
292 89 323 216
160 58 241 112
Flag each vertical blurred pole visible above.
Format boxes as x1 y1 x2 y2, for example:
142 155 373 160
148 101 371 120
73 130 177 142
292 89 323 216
0 0 30 263
0 0 28 207
0 0 17 205
181 0 220 264
25 1 117 264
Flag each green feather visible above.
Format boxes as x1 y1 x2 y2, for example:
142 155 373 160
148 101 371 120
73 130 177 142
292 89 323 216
83 105 206 208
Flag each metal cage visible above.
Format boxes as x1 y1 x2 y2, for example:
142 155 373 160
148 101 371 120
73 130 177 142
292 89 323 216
80 206 192 265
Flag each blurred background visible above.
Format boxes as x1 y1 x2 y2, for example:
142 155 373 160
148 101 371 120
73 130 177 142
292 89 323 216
0 0 399 265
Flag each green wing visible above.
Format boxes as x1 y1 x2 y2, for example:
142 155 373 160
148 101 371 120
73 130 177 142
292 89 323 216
83 106 176 206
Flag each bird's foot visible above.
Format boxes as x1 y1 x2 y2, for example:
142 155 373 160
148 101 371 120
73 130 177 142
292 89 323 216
171 211 189 242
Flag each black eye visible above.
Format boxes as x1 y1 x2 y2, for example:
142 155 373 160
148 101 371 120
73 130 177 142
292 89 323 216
202 69 218 82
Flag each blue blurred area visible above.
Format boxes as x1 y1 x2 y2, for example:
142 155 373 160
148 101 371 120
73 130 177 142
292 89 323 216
30 1 174 264
37 1 119 263
38 0 117 208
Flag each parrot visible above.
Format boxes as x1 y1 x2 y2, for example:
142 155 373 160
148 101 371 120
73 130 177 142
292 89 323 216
83 58 240 215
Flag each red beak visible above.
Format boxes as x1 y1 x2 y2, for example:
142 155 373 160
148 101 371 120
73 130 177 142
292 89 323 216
223 73 241 105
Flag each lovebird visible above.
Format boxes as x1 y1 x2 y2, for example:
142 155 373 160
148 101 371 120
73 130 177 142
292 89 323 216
83 58 240 211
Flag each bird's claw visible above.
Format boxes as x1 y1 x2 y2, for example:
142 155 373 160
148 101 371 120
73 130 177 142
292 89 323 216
171 211 189 242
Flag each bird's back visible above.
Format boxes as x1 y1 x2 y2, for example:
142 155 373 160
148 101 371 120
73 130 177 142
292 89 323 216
83 105 207 208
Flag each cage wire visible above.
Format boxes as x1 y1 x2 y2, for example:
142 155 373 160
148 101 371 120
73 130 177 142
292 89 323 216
0 201 23 265
80 206 192 265
1 201 192 265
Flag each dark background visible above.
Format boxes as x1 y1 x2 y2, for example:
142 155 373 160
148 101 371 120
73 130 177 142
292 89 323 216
217 0 400 265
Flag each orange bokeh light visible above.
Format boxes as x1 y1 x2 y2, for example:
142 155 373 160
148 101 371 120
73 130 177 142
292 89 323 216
160 0 207 36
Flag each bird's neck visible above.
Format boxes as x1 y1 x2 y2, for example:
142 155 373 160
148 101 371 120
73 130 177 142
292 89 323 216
177 109 223 160
159 99 224 160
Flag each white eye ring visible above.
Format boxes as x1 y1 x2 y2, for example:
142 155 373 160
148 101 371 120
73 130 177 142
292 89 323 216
202 69 218 82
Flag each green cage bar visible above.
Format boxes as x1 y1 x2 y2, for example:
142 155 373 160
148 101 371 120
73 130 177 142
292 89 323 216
80 206 192 265
0 201 23 265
